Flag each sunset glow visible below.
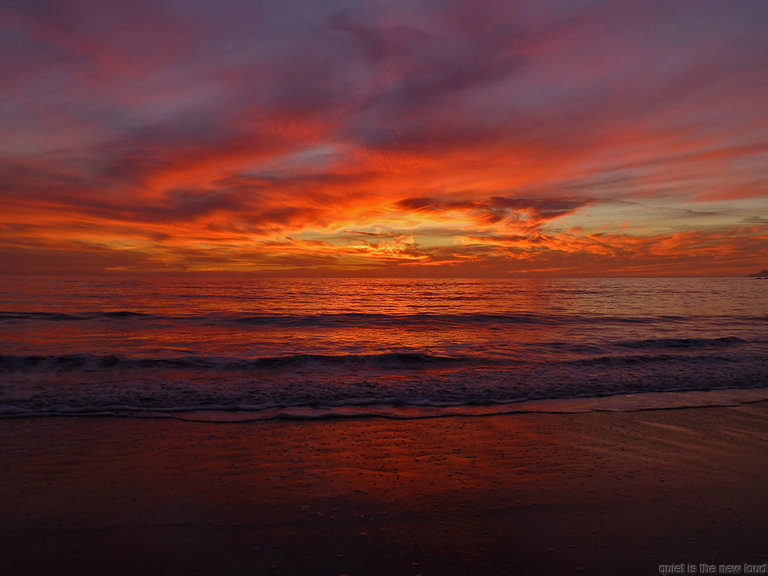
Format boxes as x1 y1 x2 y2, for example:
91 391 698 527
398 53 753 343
2 1 767 275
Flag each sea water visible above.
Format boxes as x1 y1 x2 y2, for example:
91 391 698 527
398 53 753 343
1 276 766 420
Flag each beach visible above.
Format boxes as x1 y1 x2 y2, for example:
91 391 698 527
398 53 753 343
3 0 768 571
1 402 766 576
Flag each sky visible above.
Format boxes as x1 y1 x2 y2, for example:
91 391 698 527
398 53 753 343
1 0 767 276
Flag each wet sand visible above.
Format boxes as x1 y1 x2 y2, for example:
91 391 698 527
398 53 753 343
1 402 767 575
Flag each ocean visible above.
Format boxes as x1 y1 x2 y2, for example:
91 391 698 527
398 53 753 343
1 276 767 420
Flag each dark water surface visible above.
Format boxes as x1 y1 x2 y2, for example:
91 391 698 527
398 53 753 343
1 276 766 419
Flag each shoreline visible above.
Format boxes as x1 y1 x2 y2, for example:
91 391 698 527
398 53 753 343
3 386 768 423
2 402 767 575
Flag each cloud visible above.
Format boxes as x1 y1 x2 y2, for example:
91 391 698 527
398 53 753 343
1 0 767 275
395 195 593 230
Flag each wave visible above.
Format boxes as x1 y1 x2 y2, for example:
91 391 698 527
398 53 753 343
0 309 714 326
2 350 767 423
0 335 759 375
0 311 153 322
615 336 747 349
563 352 742 367
2 388 767 422
0 312 86 321
1 310 560 326
0 351 481 373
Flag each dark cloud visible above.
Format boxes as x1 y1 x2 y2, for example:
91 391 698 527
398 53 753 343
489 197 592 219
395 197 439 211
158 188 250 220
395 195 592 226
741 216 768 224
0 245 162 275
